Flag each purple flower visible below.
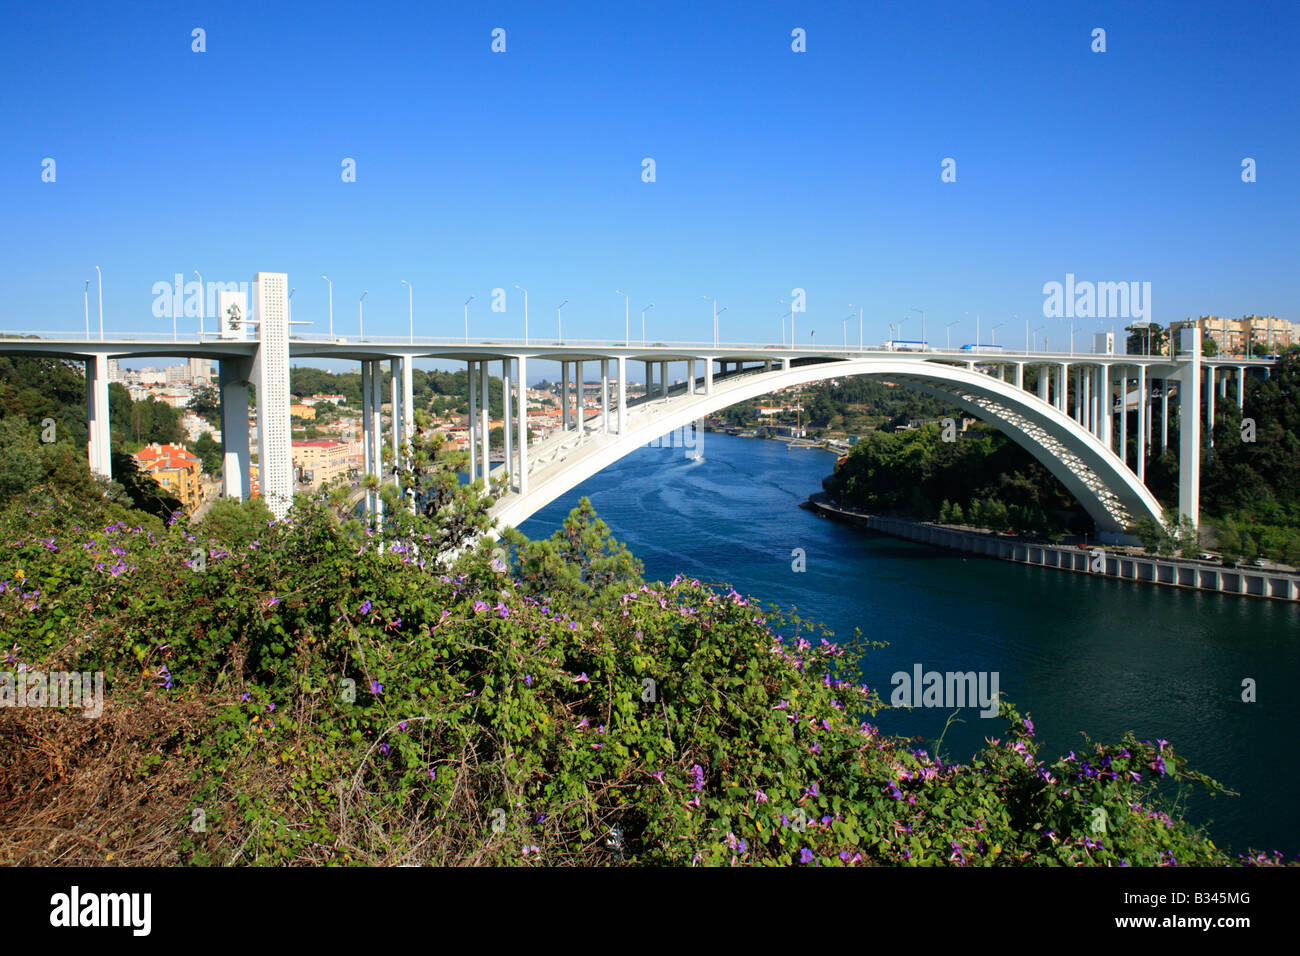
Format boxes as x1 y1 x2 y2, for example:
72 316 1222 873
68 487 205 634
496 602 509 618
573 672 589 683
473 600 489 612
359 599 372 615
379 742 390 757
799 848 814 865
651 770 666 784
523 674 533 686
690 764 704 792
370 679 383 695
1023 717 1035 736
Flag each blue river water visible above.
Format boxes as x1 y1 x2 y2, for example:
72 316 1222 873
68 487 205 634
518 432 1300 858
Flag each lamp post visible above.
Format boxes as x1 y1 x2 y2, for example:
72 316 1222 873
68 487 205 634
702 296 725 348
843 313 855 348
464 295 474 343
288 288 296 328
910 307 926 349
95 266 103 340
194 270 203 341
858 305 864 350
514 284 528 344
359 290 368 340
84 279 91 339
401 279 413 343
641 303 653 345
322 275 333 340
781 310 791 347
1033 324 1045 351
946 320 958 350
991 322 1004 346
615 290 630 346
556 299 568 344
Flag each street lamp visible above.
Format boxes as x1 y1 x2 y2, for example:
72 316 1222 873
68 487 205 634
322 275 333 340
95 266 103 341
463 295 474 344
1033 325 1045 351
84 279 91 339
843 312 855 348
945 320 959 350
514 284 529 344
194 270 203 341
556 298 568 343
615 290 630 347
781 310 791 347
641 303 653 345
991 322 1004 346
288 288 296 327
702 296 723 347
401 279 413 343
359 290 369 340
910 307 926 349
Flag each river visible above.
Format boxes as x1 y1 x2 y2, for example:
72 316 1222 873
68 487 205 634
518 431 1300 858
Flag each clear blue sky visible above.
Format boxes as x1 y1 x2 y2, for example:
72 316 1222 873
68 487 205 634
4 0 1298 368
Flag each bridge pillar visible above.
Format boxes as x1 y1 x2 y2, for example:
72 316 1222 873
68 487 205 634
503 359 513 485
561 362 570 431
1098 364 1110 447
402 355 414 456
617 356 627 434
218 355 253 500
85 352 111 478
517 355 529 494
660 361 668 397
1119 367 1128 467
1015 362 1024 390
688 358 696 394
1205 365 1216 449
390 358 402 483
480 357 490 475
1136 364 1146 483
705 359 714 394
1178 328 1202 526
1057 363 1068 412
1237 366 1245 408
601 359 610 432
1036 364 1049 402
372 360 385 527
467 360 477 482
782 358 790 372
1218 367 1228 399
1078 366 1088 428
576 361 585 441
1158 378 1167 456
362 360 373 501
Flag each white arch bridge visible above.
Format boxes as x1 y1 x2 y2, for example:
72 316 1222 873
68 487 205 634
2 278 1271 540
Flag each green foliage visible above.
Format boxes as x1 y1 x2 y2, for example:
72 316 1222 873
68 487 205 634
0 414 1262 867
825 423 1077 535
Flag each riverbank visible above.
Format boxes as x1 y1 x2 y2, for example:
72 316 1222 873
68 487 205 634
805 492 1300 602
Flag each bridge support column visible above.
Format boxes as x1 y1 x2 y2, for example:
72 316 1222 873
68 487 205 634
1205 366 1216 449
1237 366 1245 408
84 353 111 478
361 360 373 507
1178 328 1202 526
601 359 610 432
1037 365 1048 402
1159 381 1167 455
1015 362 1024 390
1218 368 1228 399
218 356 252 500
1119 367 1128 467
782 358 790 372
1057 363 1068 412
644 362 652 403
688 358 696 394
467 360 477 482
1098 363 1110 447
371 360 385 525
561 362 570 431
575 361 585 441
480 357 490 476
390 358 402 484
660 361 668 397
517 355 529 494
1136 365 1146 483
1077 367 1087 427
617 356 627 434
503 359 513 486
402 355 414 456
705 360 714 394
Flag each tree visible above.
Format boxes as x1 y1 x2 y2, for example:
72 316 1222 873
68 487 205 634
1214 519 1242 563
938 500 952 523
190 432 223 476
949 502 964 524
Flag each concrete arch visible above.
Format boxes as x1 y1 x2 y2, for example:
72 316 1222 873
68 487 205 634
489 358 1165 538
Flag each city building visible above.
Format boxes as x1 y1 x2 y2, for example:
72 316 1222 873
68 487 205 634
133 442 203 514
188 357 212 383
289 403 317 420
291 439 349 490
1169 315 1295 355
